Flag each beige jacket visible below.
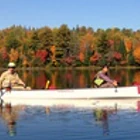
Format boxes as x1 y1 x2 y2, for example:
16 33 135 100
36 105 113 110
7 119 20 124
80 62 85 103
0 70 25 89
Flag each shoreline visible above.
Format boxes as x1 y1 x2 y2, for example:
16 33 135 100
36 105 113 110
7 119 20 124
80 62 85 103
0 66 140 71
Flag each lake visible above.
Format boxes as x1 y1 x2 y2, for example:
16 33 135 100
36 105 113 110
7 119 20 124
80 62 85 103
0 68 138 89
1 99 140 140
0 68 140 139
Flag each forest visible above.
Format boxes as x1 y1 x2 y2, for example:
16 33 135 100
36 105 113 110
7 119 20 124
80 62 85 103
0 24 140 68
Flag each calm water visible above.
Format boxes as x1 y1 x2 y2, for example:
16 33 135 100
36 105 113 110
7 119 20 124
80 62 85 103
1 68 140 139
0 68 138 89
1 100 140 140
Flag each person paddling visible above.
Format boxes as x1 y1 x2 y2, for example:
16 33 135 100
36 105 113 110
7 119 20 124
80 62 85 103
0 62 30 90
93 65 118 88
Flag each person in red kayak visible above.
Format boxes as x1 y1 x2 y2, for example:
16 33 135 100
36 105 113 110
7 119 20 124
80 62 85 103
93 65 118 88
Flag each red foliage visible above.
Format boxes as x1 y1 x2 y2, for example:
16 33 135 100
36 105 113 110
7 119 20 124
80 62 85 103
65 57 73 65
113 52 122 60
65 72 72 80
35 72 47 89
108 40 114 47
113 75 121 83
35 50 48 63
120 60 127 65
48 85 56 89
1 48 9 60
90 52 101 63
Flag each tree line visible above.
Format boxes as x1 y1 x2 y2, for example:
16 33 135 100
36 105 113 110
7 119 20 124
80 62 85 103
0 24 140 68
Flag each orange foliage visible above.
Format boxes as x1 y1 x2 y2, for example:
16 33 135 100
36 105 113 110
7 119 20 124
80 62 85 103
79 73 86 88
50 45 56 61
79 52 85 62
79 32 95 62
9 48 19 62
51 71 57 88
133 43 140 63
90 52 101 63
22 71 28 81
80 33 94 49
22 57 30 67
124 38 132 52
82 33 94 46
50 45 56 52
79 41 86 62
133 71 140 83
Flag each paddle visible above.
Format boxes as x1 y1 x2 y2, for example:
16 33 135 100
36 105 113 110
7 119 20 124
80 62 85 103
0 90 2 99
115 86 118 93
45 80 50 89
0 85 20 99
113 80 118 93
0 87 8 99
0 83 30 92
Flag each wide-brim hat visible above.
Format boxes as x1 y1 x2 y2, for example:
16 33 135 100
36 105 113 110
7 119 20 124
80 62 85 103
8 62 16 68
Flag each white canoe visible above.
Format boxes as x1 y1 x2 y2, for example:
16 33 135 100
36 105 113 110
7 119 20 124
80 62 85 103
1 86 140 100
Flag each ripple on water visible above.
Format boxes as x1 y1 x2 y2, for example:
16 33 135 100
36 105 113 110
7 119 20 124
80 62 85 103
1 106 140 140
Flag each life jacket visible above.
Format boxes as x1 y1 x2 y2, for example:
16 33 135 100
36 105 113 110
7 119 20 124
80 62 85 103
93 71 105 87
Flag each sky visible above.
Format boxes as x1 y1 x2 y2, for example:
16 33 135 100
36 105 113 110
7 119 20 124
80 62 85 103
0 0 140 31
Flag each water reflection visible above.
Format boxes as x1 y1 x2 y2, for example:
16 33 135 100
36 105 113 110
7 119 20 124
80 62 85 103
93 106 117 135
0 68 138 89
0 102 17 136
1 99 140 138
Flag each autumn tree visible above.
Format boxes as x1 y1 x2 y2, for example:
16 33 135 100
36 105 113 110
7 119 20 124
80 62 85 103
78 32 94 65
5 32 21 51
38 27 54 49
0 25 140 67
0 47 9 67
35 49 48 64
90 51 101 65
9 48 19 63
117 40 127 63
128 50 136 65
29 31 41 51
124 38 133 53
75 25 88 37
122 28 133 37
96 31 111 65
55 24 71 49
133 42 140 64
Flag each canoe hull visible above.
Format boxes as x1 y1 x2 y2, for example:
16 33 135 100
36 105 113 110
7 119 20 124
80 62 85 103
1 86 140 100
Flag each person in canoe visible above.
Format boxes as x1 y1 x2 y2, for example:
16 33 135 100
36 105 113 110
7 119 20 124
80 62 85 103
0 62 30 90
93 65 118 88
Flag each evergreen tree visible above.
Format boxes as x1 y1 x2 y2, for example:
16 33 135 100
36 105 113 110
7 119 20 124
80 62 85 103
128 50 136 65
30 31 41 51
117 40 127 59
55 24 71 49
5 32 21 51
96 31 110 55
38 27 54 49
